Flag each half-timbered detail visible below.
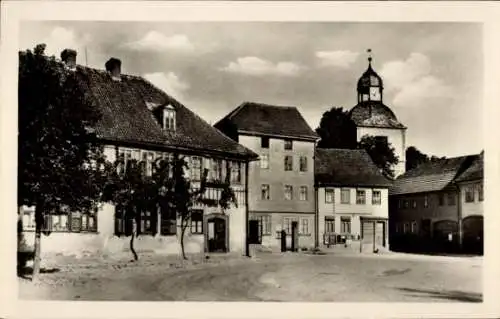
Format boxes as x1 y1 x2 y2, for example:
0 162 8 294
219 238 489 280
18 49 258 257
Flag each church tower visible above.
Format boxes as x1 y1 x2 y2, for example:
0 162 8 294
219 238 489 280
349 50 407 177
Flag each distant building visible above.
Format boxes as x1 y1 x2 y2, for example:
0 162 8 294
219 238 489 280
215 102 319 251
19 49 258 257
389 153 483 254
349 54 407 177
315 148 392 252
454 152 484 254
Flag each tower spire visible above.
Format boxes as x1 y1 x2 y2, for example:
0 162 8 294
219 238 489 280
367 48 372 66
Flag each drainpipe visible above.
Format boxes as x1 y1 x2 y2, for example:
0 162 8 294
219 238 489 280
314 186 319 248
457 184 463 251
244 160 250 257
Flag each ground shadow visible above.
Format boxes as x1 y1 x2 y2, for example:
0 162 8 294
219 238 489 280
396 287 482 302
18 266 61 280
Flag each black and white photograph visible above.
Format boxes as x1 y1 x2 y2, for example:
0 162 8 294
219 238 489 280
1 1 500 319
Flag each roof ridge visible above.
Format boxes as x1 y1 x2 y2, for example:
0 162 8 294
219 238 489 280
242 101 299 110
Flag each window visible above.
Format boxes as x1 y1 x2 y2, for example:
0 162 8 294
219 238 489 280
22 208 36 231
325 189 334 203
411 221 418 234
234 190 246 205
209 159 222 181
300 218 310 235
258 215 272 236
284 185 293 200
438 193 445 206
372 190 381 205
190 210 203 234
261 137 269 148
160 205 177 235
260 154 269 169
261 184 270 200
284 155 293 171
118 148 133 173
478 183 484 201
142 151 155 176
163 106 176 131
356 190 366 205
299 186 308 201
341 189 350 204
340 217 351 234
403 200 409 208
374 135 388 145
230 161 242 183
395 223 401 233
398 200 402 209
299 156 308 172
191 156 202 181
27 206 98 233
403 222 409 233
284 139 293 150
424 195 429 208
50 214 68 231
139 209 154 234
447 193 456 206
465 187 475 202
325 217 335 233
412 200 417 208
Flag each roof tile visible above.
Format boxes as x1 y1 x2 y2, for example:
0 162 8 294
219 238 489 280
315 148 393 188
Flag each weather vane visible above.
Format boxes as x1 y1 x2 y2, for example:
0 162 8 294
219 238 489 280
367 48 373 64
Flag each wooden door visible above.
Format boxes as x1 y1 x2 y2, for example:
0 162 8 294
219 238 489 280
291 221 299 252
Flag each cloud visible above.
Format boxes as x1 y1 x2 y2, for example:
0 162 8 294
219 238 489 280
315 50 359 69
35 26 92 58
380 53 454 108
143 72 190 100
220 56 305 77
122 31 194 52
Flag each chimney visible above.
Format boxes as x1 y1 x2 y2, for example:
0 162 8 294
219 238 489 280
105 58 122 81
60 49 77 70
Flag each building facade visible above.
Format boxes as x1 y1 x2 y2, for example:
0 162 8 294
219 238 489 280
215 102 319 251
389 153 483 254
315 149 392 253
19 49 258 258
348 55 407 177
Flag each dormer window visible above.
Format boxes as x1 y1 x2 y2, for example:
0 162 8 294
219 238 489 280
163 105 176 131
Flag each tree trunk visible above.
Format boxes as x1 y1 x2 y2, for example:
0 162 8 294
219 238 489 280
180 220 188 260
32 204 44 280
130 219 138 261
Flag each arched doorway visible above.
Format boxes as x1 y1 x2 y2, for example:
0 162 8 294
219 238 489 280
432 220 458 253
462 215 483 255
206 214 229 253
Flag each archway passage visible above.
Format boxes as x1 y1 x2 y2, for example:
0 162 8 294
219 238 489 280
462 215 483 255
432 220 458 253
207 216 228 253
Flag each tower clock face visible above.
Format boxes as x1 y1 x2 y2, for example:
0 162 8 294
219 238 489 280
370 87 381 101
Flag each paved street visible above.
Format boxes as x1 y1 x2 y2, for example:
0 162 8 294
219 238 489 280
19 252 482 302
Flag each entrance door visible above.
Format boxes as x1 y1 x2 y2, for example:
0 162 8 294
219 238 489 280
207 217 227 252
291 221 298 252
375 222 385 248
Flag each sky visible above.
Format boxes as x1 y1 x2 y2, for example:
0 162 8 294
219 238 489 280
19 21 483 158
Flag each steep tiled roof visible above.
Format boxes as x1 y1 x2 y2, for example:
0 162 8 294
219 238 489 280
390 154 479 195
349 101 406 129
455 152 484 183
315 148 393 188
214 102 319 141
58 63 257 159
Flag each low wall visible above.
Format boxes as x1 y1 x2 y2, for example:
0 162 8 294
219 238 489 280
19 231 212 257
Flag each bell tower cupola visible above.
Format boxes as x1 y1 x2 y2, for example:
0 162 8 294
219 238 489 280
357 49 383 103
